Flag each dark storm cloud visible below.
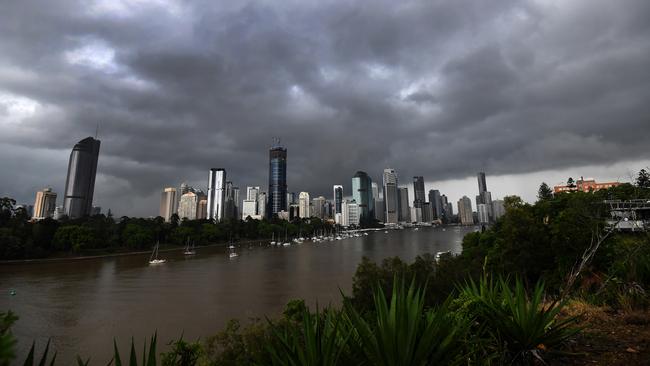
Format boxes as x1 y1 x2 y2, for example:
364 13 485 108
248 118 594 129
1 0 649 215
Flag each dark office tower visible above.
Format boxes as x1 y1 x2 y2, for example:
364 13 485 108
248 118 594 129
383 169 398 224
428 189 442 219
352 171 373 224
397 187 410 222
412 176 425 209
63 137 101 219
268 144 287 218
333 185 343 214
478 172 487 194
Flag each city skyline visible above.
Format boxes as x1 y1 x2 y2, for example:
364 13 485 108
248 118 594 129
1 1 649 217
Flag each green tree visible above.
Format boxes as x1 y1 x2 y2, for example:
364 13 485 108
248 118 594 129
537 182 553 201
636 168 650 188
503 195 525 211
566 177 576 188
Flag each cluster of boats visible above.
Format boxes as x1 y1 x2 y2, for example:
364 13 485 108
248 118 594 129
268 230 370 246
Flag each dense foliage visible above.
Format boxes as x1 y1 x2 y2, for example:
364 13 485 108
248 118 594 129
0 201 334 260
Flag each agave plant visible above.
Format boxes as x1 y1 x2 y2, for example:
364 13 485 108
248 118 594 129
461 276 580 364
264 307 352 366
112 333 158 366
342 277 469 366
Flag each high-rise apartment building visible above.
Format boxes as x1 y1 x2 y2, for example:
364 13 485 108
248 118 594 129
242 199 258 220
32 188 57 220
374 198 385 223
492 200 505 220
197 199 208 219
298 191 310 218
207 168 226 221
352 171 373 223
383 169 398 224
257 192 267 218
247 186 260 201
268 145 287 218
457 196 473 225
63 137 101 219
397 187 410 222
477 203 490 224
178 191 200 220
160 187 177 222
312 196 326 219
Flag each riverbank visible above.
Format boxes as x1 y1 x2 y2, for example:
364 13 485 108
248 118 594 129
0 238 267 265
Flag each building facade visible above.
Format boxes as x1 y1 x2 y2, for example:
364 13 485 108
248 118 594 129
397 187 410 222
268 145 287 218
352 171 373 223
429 189 442 220
413 176 425 210
178 191 199 220
457 196 474 225
383 169 398 224
207 168 226 221
160 187 177 222
32 188 57 220
298 191 310 218
63 137 101 219
554 178 621 193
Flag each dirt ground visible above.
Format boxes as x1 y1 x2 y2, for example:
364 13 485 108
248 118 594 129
549 301 650 365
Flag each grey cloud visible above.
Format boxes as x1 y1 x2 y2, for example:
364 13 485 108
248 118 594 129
1 0 649 216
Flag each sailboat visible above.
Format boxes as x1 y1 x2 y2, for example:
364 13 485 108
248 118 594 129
149 241 166 264
184 237 196 255
270 232 276 246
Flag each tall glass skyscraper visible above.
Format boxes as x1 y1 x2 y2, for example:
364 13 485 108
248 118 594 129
352 171 373 223
382 168 398 224
207 168 226 221
63 137 100 219
477 172 487 193
268 145 287 218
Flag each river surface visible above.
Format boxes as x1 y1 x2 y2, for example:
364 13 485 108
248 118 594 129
0 226 474 364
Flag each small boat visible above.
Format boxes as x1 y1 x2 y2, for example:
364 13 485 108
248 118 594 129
184 238 196 255
363 232 369 236
228 245 235 249
414 228 419 231
435 251 451 261
282 227 290 246
149 241 166 265
9 289 16 296
384 231 388 234
229 252 239 258
270 232 276 246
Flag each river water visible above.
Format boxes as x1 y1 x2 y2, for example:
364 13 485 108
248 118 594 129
0 226 473 364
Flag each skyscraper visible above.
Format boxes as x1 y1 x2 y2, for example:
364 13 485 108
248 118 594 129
428 189 443 219
257 192 267 218
298 191 310 218
397 187 410 222
178 191 199 220
333 185 343 216
63 137 100 219
457 196 473 225
412 176 425 210
312 196 326 219
32 188 57 220
160 187 177 222
383 168 398 224
247 186 260 201
268 144 287 218
207 168 226 221
478 172 487 194
352 171 373 223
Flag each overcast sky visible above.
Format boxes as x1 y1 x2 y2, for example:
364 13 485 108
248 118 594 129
1 0 649 217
